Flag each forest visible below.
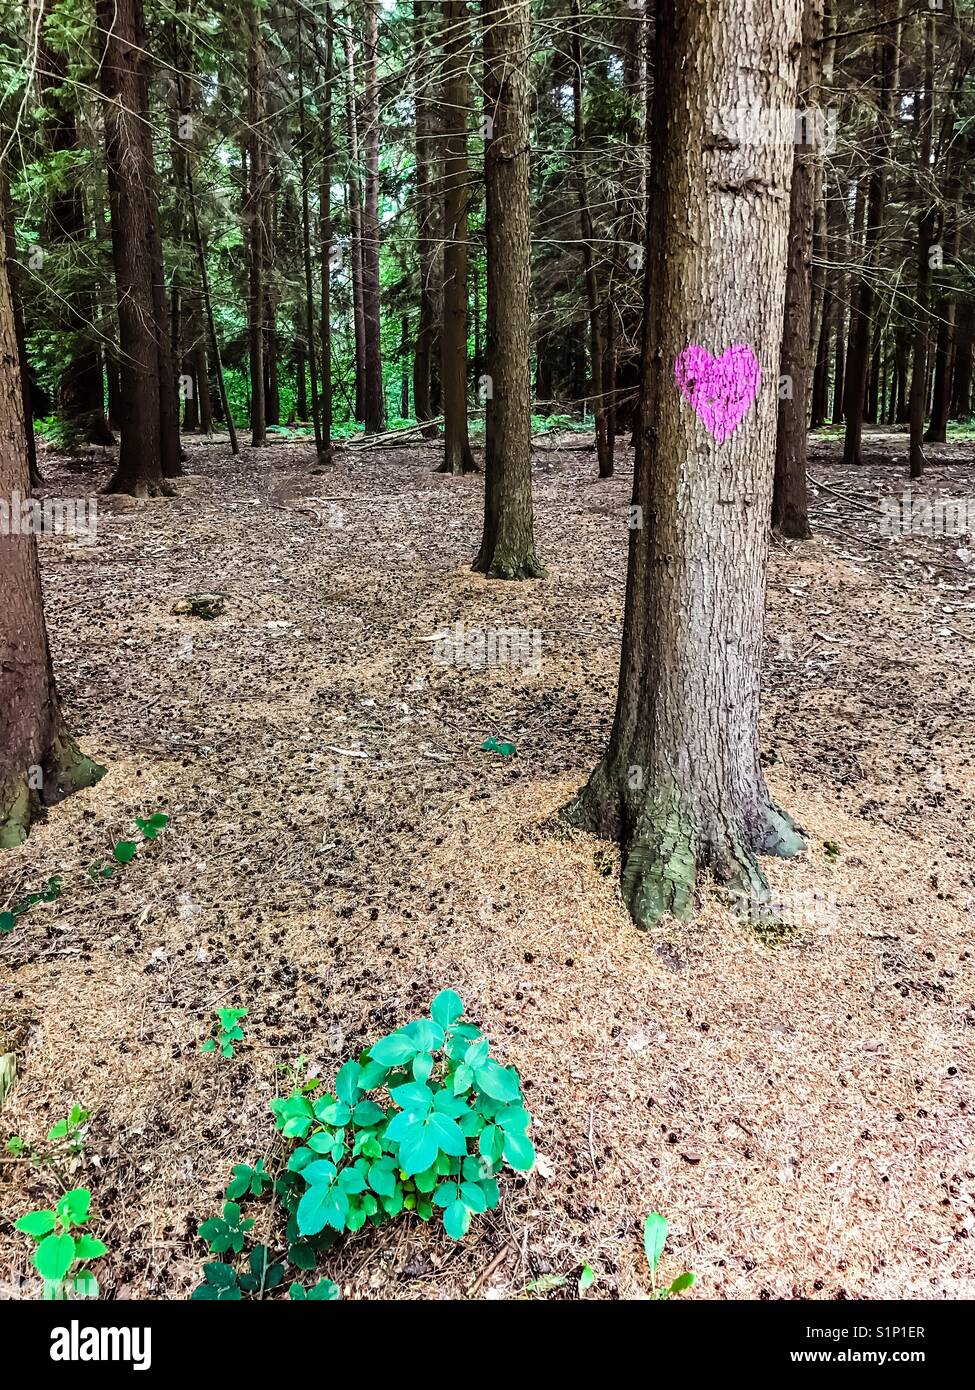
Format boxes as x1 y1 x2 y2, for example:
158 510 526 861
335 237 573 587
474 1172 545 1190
0 0 973 1322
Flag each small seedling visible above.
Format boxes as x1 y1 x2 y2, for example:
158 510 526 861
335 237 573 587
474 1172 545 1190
48 1105 91 1156
578 1263 596 1295
643 1212 695 1299
226 1160 272 1199
288 1278 340 1300
14 1187 106 1299
480 737 517 757
1 876 61 933
201 1008 248 1059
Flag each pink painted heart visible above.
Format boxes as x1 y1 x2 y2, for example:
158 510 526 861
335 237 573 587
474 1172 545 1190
674 344 761 444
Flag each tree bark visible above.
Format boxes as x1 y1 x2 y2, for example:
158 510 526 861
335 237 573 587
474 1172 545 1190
361 0 386 432
246 5 267 446
438 0 476 473
344 34 367 424
565 0 805 928
96 0 177 495
0 214 104 847
474 0 543 578
908 9 936 479
773 0 824 540
843 5 900 466
412 0 442 437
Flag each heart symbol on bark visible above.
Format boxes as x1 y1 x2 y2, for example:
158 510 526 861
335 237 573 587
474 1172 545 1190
673 344 761 444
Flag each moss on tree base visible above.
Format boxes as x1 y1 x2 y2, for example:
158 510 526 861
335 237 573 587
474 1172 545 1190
0 736 105 850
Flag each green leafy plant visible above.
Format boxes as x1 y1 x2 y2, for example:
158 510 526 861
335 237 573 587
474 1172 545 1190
47 1104 91 1156
643 1213 695 1299
288 1277 340 1300
88 812 170 880
201 1007 248 1059
197 1200 255 1255
1 876 61 934
480 737 517 757
272 990 533 1248
14 1187 106 1299
226 1160 273 1199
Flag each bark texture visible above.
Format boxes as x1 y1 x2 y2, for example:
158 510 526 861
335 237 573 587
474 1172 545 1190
0 216 104 848
565 0 805 928
474 0 543 578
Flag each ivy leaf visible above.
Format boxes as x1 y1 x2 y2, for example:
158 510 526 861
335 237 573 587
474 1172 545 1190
443 1199 472 1241
643 1212 668 1275
34 1232 76 1282
112 840 139 864
430 989 464 1028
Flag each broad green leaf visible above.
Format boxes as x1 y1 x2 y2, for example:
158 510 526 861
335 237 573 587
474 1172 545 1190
296 1184 334 1237
15 1209 56 1238
431 989 464 1028
502 1128 535 1172
398 1123 439 1177
34 1233 76 1282
73 1235 107 1261
668 1271 695 1294
112 840 138 864
459 1181 487 1214
428 1112 467 1157
369 1033 417 1067
335 1060 361 1105
443 1199 471 1241
475 1060 521 1103
578 1264 596 1294
643 1212 668 1275
389 1081 434 1117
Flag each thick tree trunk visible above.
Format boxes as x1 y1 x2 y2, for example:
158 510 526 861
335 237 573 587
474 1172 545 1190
0 216 104 847
438 0 476 473
773 0 824 540
38 34 113 448
296 6 327 462
474 0 543 579
97 0 175 495
565 0 804 928
361 0 386 432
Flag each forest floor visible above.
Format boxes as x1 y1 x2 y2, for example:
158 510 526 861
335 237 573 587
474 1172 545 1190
1 424 974 1301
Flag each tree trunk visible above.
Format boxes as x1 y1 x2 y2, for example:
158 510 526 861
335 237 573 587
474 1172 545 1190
438 0 476 473
296 6 326 461
565 0 804 929
344 35 367 424
908 10 935 480
246 6 267 446
361 0 386 432
319 4 335 449
412 0 442 438
1 174 41 487
952 302 973 418
843 6 899 466
37 31 113 449
96 0 176 495
474 0 543 578
0 215 104 847
773 0 824 540
571 0 613 479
